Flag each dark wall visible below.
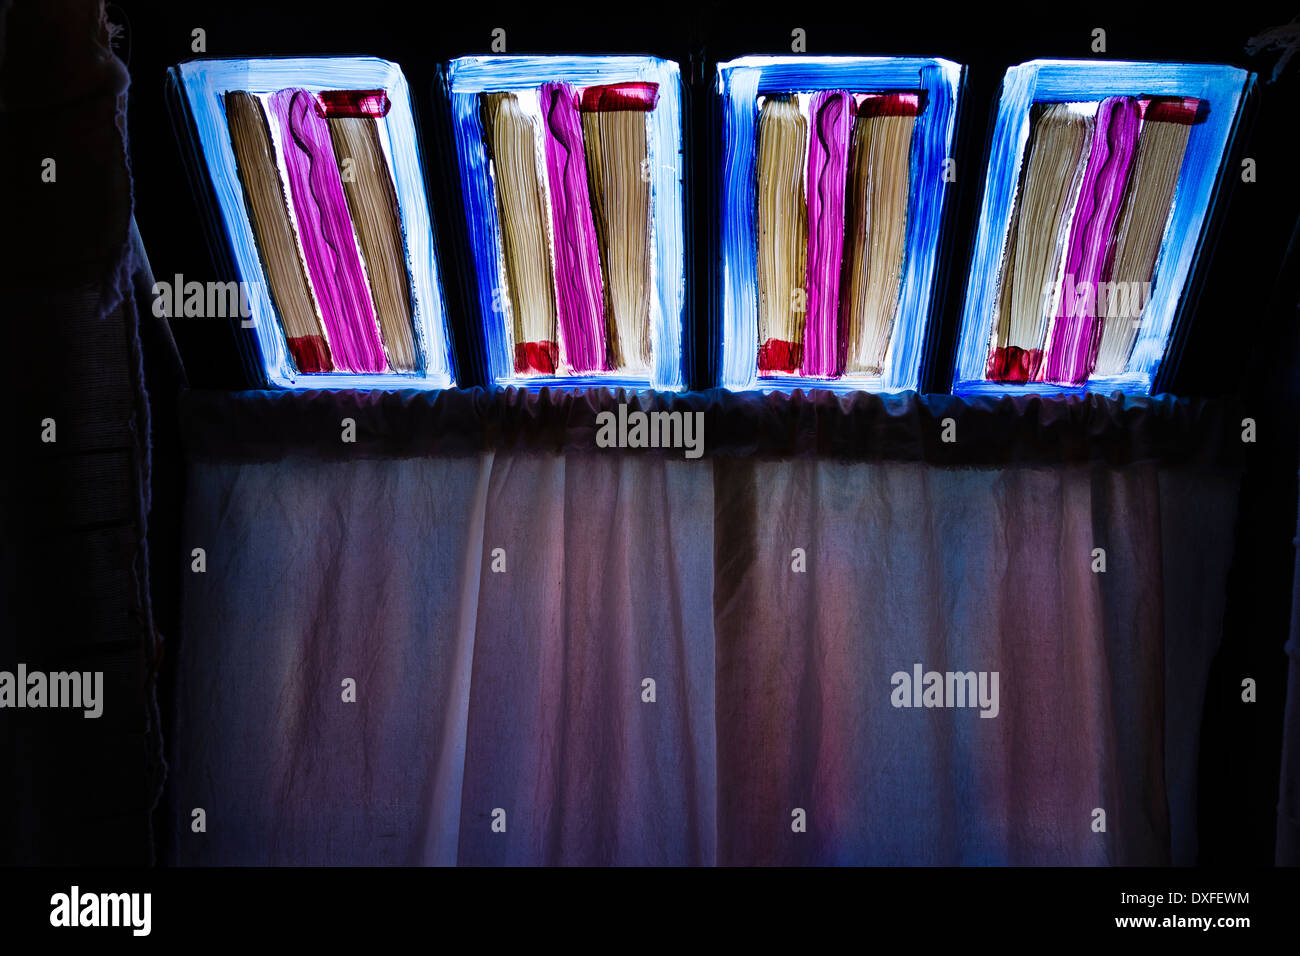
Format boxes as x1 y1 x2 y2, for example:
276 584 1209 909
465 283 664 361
13 0 1294 864
1 0 172 865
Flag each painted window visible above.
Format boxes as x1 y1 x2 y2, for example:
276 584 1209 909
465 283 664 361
953 59 1253 395
172 57 455 389
716 56 963 392
447 55 686 390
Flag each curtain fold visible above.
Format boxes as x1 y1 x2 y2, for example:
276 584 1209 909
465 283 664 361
456 454 716 864
713 461 1168 864
172 456 491 864
169 451 1236 865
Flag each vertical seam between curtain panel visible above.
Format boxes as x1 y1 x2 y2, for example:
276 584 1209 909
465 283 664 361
1087 465 1119 864
440 450 494 865
708 458 720 867
711 458 723 866
543 453 569 864
1151 467 1173 865
710 456 759 865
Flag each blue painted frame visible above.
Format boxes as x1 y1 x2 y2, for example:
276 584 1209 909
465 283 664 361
716 56 963 393
177 56 456 390
447 55 686 391
953 59 1251 397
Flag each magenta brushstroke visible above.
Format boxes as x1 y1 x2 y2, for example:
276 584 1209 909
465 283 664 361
540 82 608 373
269 88 386 373
1042 96 1139 385
801 90 851 378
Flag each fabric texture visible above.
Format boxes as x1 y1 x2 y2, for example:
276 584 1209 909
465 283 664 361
713 459 1235 864
168 398 1239 864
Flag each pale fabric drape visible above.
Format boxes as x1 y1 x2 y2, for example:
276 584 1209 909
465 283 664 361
169 453 1235 865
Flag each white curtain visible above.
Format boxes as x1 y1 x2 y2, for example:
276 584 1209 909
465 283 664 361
169 453 1235 865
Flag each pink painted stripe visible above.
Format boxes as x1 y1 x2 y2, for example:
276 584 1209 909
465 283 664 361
541 82 608 373
801 90 851 378
269 88 386 373
1042 96 1140 384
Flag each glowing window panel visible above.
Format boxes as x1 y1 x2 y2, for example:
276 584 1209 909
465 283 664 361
173 57 455 389
953 59 1252 396
447 55 686 390
716 56 964 392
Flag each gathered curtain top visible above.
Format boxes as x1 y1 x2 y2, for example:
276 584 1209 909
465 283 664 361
177 387 1245 469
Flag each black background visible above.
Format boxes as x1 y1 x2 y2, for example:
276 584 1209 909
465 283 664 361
44 0 1300 866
